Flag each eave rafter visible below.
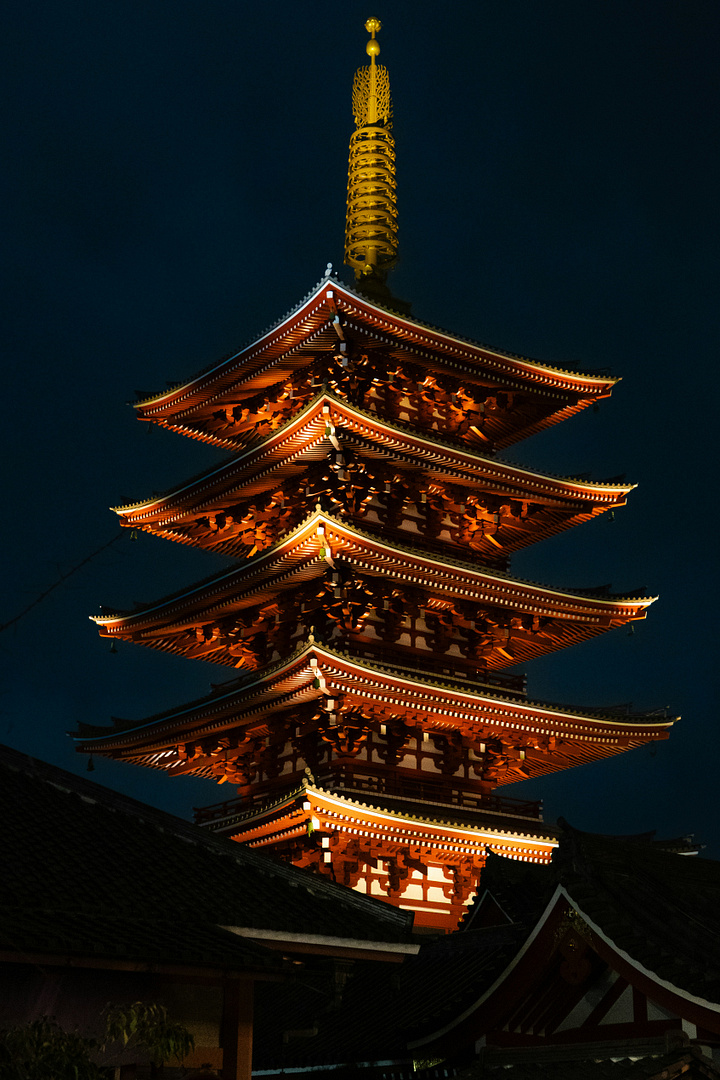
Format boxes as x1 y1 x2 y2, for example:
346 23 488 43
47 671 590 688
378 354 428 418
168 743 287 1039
115 393 632 566
91 510 653 675
74 643 675 785
134 280 617 452
230 784 557 862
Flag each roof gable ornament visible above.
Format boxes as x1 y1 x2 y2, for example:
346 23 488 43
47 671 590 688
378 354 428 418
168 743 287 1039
344 18 400 304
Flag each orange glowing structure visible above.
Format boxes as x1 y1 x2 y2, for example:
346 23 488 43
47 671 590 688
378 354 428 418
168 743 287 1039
75 21 675 930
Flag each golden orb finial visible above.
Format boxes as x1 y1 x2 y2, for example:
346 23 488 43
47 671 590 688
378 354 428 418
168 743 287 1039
365 18 381 60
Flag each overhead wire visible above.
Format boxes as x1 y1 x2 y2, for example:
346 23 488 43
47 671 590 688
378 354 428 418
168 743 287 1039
0 533 123 635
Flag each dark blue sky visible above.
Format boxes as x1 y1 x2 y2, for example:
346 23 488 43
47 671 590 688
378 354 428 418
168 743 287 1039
3 1 718 852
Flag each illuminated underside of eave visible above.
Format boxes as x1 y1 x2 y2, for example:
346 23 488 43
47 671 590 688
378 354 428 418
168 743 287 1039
91 511 654 636
133 280 617 427
79 734 671 789
74 642 675 764
115 392 634 525
224 786 559 854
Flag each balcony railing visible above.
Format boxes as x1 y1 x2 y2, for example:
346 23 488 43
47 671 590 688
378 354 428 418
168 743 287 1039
195 765 542 826
345 646 527 697
324 765 542 819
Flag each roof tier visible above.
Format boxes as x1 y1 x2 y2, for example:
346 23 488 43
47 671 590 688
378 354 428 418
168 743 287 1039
202 783 556 866
93 510 653 679
117 392 632 567
134 279 618 454
74 641 674 789
195 782 559 931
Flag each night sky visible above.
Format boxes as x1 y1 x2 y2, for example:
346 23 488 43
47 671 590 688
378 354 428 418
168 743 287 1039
3 2 718 854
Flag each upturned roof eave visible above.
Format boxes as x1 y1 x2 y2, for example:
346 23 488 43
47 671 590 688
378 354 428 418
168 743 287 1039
224 782 559 847
133 277 619 418
114 390 636 518
73 639 677 750
555 884 720 1020
410 881 720 1050
90 509 656 632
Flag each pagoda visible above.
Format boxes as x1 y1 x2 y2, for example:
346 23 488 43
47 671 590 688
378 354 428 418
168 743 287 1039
75 19 675 931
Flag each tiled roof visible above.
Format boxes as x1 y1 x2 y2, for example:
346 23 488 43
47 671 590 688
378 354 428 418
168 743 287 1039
555 821 720 1003
255 828 720 1069
75 639 675 746
0 907 272 970
116 388 634 516
461 849 557 929
134 276 617 411
254 922 530 1069
93 506 652 626
0 743 413 972
463 1046 720 1079
254 857 554 1069
312 787 557 841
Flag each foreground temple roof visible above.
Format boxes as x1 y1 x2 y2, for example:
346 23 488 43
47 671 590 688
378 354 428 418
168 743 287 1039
248 827 720 1074
409 825 720 1053
0 742 413 965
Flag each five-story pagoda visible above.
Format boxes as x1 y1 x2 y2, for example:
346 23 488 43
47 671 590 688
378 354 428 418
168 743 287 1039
75 20 675 931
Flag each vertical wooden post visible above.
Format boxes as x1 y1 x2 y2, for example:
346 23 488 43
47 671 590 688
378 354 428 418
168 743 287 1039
221 978 254 1080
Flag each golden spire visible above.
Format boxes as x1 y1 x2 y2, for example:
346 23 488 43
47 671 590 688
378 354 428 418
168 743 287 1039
344 18 398 295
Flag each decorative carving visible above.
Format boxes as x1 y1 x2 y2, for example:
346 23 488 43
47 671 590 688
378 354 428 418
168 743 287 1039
352 64 392 128
375 720 411 766
432 732 466 776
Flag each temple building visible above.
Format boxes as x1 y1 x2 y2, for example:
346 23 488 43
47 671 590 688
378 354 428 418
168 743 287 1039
75 19 675 932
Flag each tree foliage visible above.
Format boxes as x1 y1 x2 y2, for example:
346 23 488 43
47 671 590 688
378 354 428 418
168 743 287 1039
104 1001 194 1068
0 1017 107 1080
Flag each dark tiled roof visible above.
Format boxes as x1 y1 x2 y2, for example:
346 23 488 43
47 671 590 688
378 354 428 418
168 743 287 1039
464 1046 720 1079
460 850 556 929
252 825 720 1071
0 743 412 971
254 857 555 1069
254 922 529 1069
0 908 272 970
555 821 720 1003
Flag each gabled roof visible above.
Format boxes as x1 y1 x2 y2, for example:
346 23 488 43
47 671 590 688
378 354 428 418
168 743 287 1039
0 742 413 972
553 822 720 1005
407 825 720 1054
250 830 720 1073
134 278 618 449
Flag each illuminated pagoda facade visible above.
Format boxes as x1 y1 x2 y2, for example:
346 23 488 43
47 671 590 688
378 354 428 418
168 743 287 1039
76 20 674 931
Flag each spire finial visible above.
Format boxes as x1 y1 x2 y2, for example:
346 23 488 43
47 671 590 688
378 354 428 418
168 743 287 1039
344 18 398 297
